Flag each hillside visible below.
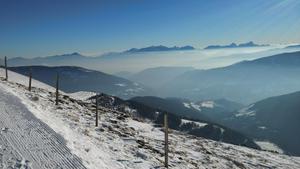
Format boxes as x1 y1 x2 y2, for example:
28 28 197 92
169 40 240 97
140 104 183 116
92 94 259 149
161 51 300 104
223 91 300 156
8 66 151 99
128 96 255 148
0 68 299 168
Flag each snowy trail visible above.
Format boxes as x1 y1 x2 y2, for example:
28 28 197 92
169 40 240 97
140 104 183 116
0 85 86 169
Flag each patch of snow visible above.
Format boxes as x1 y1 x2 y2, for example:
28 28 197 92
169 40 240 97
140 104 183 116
190 102 201 111
183 102 191 109
235 104 256 117
235 110 256 117
258 126 267 130
124 106 137 114
181 119 207 127
68 91 96 101
220 127 225 136
201 101 215 108
115 83 127 87
127 119 164 141
256 141 284 154
183 101 217 111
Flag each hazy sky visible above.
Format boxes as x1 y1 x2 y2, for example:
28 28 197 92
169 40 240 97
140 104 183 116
0 0 299 58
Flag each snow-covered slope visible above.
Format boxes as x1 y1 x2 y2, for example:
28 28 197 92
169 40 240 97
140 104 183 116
0 69 300 169
0 68 55 91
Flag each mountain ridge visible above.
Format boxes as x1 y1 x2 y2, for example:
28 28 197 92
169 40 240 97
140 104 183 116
125 45 195 53
204 41 269 49
8 65 151 99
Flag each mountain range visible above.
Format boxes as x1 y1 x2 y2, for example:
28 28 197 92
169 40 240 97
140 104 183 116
125 45 195 53
7 51 300 105
8 45 195 66
204 41 269 49
8 52 88 67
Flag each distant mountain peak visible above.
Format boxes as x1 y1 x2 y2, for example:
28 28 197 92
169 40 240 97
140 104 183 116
60 52 82 56
71 52 81 55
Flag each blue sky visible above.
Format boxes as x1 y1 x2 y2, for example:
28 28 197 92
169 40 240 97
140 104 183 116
0 0 299 58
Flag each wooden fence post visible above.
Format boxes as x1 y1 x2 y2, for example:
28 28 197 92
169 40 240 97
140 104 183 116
28 68 32 91
5 56 8 81
95 94 99 127
56 73 59 105
164 112 169 168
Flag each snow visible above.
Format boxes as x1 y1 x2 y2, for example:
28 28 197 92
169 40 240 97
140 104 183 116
115 83 127 87
201 101 215 108
235 104 256 117
183 101 217 112
127 119 164 141
124 106 137 114
183 102 201 111
258 126 267 130
68 91 96 101
1 69 300 169
0 86 86 168
183 102 191 109
190 102 201 111
256 141 284 154
235 110 256 117
181 119 207 127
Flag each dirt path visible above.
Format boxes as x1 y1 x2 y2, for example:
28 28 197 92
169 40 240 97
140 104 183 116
0 86 86 169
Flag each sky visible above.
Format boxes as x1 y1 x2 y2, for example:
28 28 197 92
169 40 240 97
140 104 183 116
0 0 299 58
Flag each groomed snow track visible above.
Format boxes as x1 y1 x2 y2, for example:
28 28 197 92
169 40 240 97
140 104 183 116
0 85 86 169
